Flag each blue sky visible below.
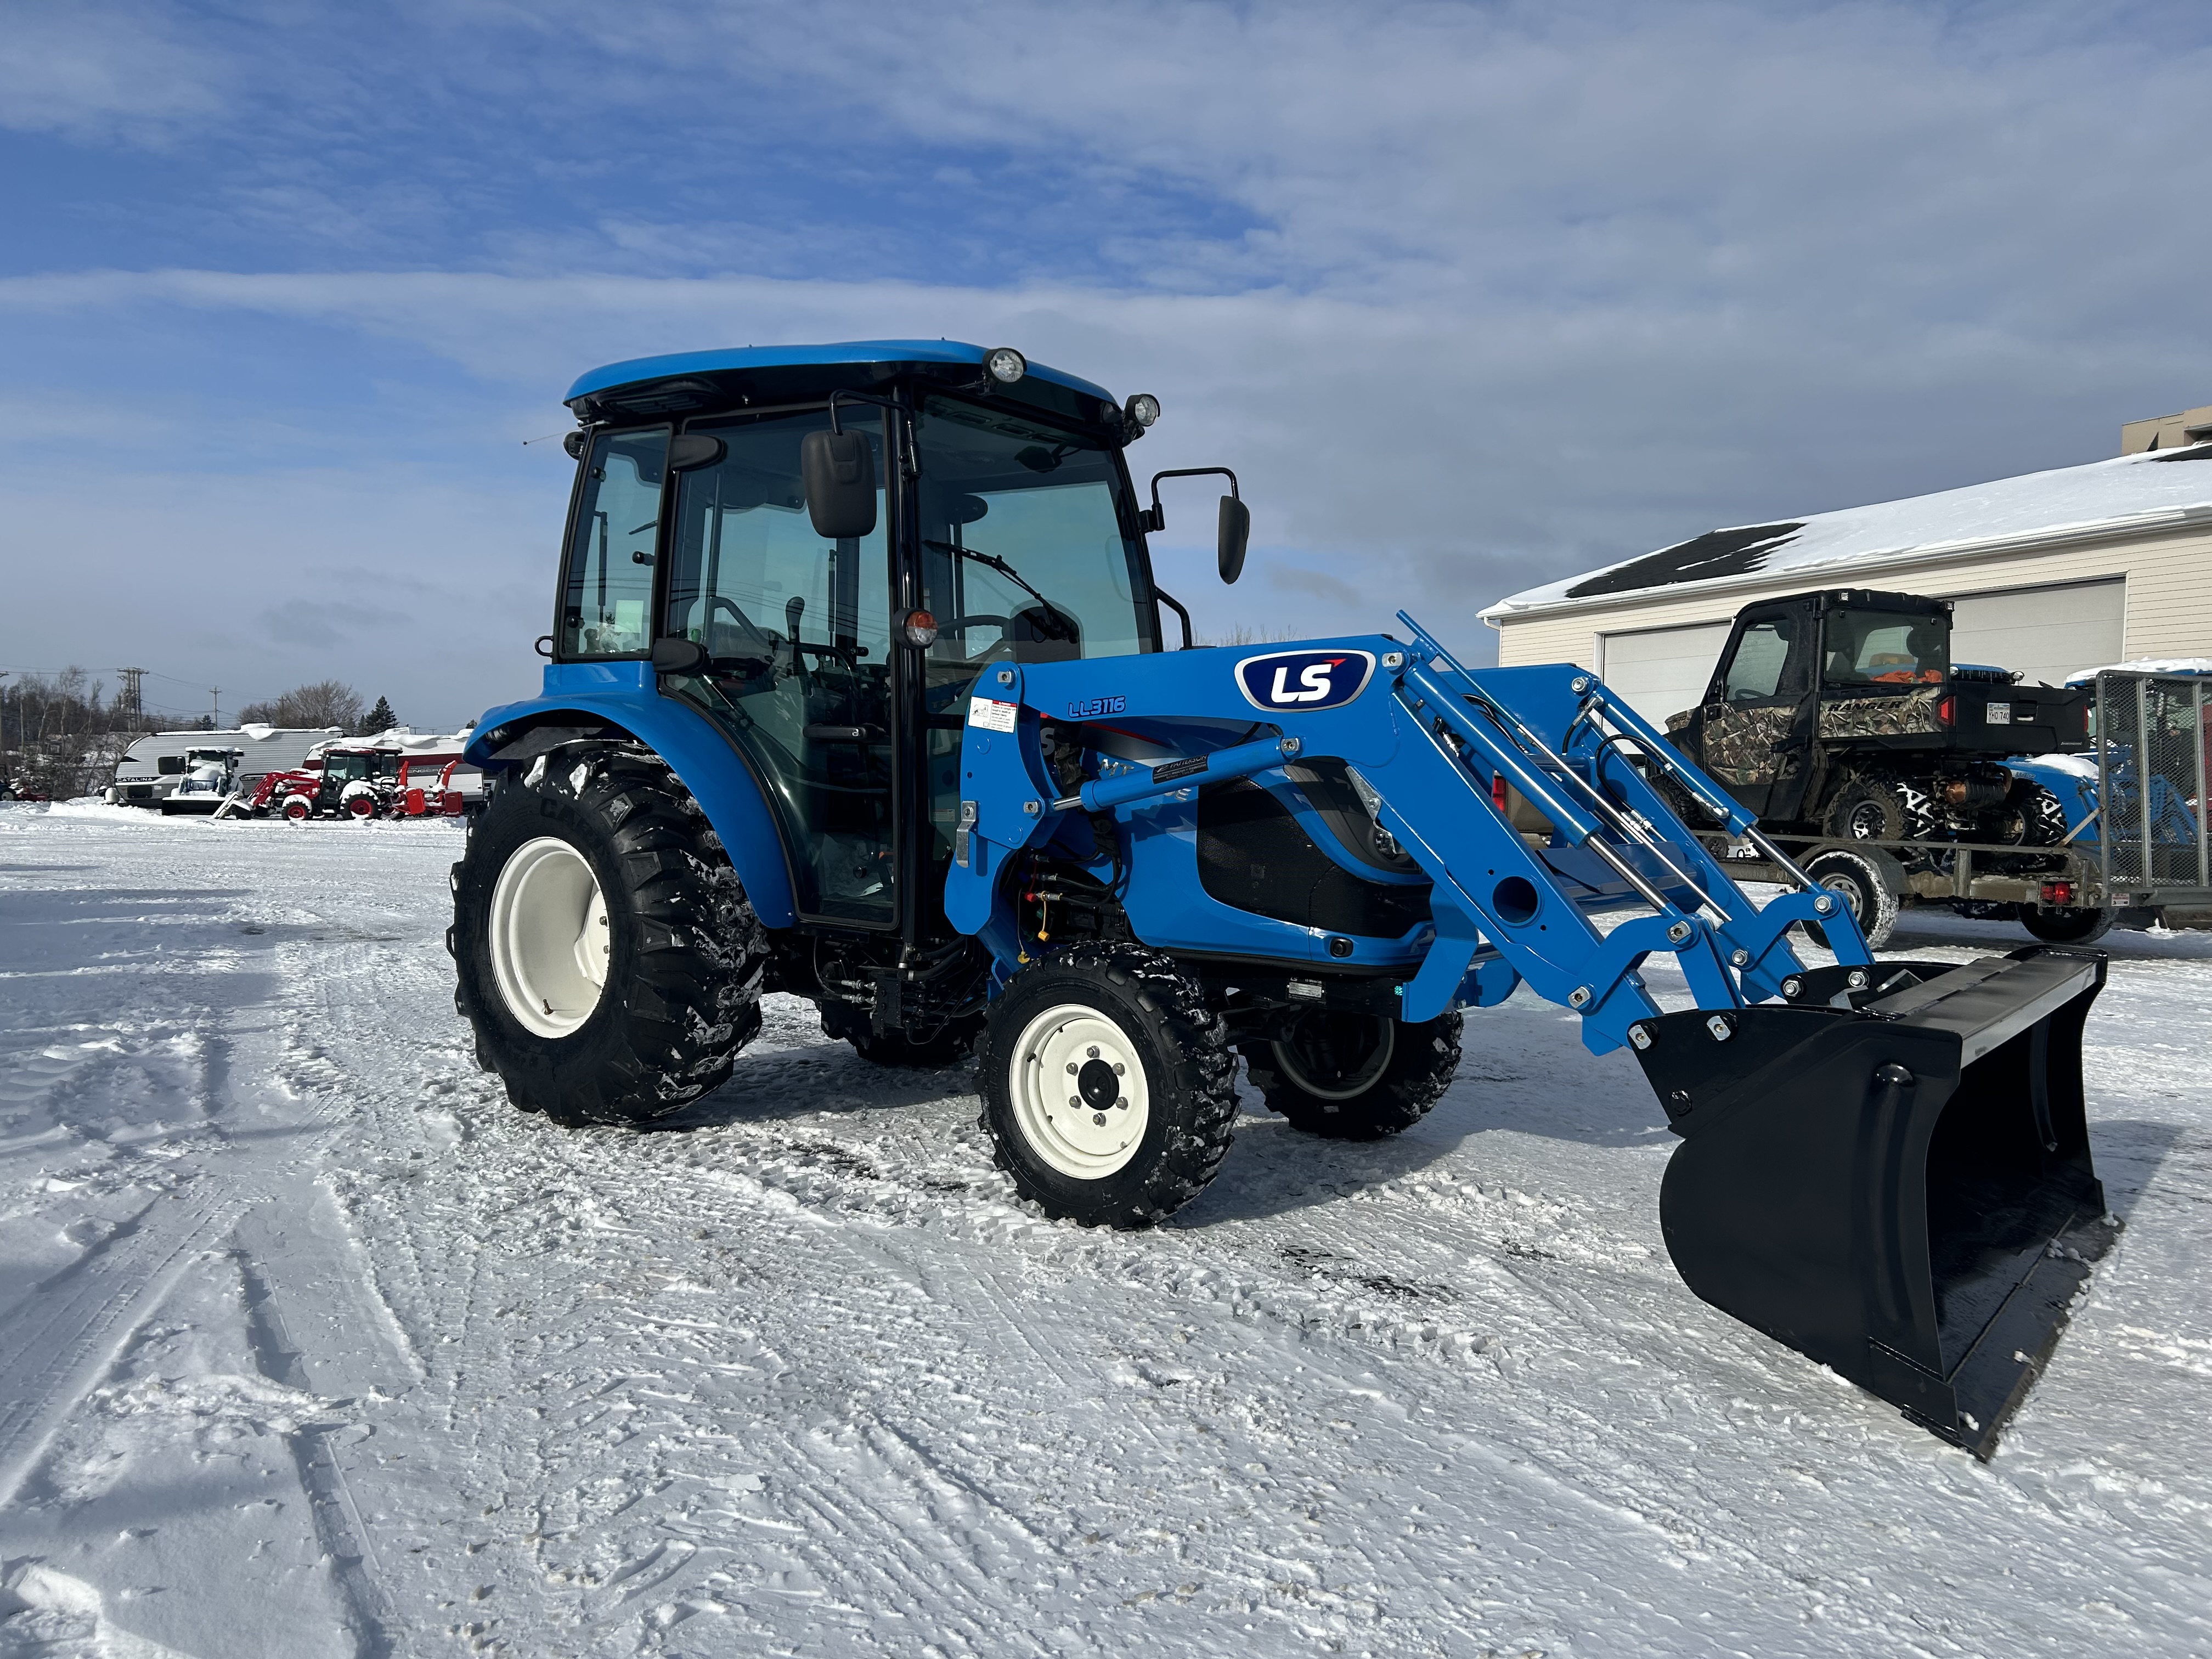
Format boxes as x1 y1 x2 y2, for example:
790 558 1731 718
3 1 2210 729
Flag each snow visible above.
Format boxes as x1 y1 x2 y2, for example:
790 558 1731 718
1491 444 2212 613
3 802 2210 1658
2064 659 2212 685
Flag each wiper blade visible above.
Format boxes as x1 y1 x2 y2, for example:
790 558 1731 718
923 539 1077 641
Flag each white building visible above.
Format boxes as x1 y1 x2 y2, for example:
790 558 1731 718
1483 424 2212 726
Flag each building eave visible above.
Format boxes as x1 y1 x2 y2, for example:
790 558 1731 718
1480 503 2212 628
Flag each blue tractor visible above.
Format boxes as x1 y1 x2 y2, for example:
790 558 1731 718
455 341 2115 1454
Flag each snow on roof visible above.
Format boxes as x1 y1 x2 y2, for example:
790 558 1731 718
2063 657 2212 684
1487 442 2212 619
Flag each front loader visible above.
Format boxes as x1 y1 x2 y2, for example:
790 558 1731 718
453 340 2116 1456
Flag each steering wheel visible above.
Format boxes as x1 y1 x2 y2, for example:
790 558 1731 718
710 595 781 655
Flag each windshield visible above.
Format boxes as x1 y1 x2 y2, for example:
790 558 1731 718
324 753 373 782
911 396 1156 669
1824 610 1949 687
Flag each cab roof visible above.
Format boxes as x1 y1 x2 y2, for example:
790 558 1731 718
565 340 1119 423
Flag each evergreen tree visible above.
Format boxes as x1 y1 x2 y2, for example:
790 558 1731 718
359 695 398 736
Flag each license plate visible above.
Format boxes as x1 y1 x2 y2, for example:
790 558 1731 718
1985 701 2012 725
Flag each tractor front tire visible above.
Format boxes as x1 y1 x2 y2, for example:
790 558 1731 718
817 1000 980 1068
977 944 1238 1228
1240 1008 1463 1139
450 743 766 1126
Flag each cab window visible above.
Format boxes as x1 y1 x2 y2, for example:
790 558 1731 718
561 430 667 658
1824 611 1948 686
1723 619 1795 701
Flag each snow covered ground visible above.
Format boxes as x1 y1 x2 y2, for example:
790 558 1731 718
2 803 2208 1659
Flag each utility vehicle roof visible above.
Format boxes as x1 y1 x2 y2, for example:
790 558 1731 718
566 341 1119 423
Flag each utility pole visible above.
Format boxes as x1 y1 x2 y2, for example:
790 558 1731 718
0 672 10 791
115 667 146 725
210 686 222 730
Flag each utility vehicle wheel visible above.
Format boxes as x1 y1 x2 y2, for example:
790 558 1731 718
1239 1008 1463 1139
2019 783 2071 847
1823 775 1931 844
282 795 312 822
977 944 1238 1228
2021 905 2114 944
450 742 766 1126
817 1000 979 1068
1801 845 1903 951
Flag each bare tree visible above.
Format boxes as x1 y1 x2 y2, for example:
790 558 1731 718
1 668 154 799
239 681 364 731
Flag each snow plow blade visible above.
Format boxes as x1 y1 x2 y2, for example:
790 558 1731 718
1634 946 2113 1457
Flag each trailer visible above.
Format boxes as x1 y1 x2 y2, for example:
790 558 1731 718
1723 667 2212 945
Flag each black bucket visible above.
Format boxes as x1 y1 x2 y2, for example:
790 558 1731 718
1633 946 2114 1456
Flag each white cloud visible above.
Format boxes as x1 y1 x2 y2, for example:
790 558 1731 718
0 2 232 142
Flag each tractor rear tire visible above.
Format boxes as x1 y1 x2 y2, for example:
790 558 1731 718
977 944 1238 1228
450 742 766 1126
817 1000 980 1068
1240 1008 1463 1139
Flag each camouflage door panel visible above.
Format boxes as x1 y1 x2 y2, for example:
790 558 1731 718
1819 685 1943 740
1701 704 1797 785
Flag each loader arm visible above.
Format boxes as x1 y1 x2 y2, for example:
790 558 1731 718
945 616 1867 1050
946 615 2114 1458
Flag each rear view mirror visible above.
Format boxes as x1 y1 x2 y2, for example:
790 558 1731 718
800 428 877 540
1218 495 1250 584
668 433 726 472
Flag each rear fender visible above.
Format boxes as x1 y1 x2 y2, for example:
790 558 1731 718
468 665 797 927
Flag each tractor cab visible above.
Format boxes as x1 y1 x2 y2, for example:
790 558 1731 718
541 343 1241 938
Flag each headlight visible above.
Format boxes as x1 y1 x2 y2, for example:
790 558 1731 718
1125 393 1161 428
984 346 1027 384
903 610 940 648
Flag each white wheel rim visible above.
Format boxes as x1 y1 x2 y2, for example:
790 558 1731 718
1272 1014 1396 1101
489 836 610 1039
1007 1002 1151 1180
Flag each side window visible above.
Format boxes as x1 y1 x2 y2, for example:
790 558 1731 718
1722 619 1795 701
561 430 667 658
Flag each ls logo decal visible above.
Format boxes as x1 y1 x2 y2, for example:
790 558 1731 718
1234 649 1377 712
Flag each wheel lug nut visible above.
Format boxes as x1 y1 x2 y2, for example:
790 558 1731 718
1068 1096 1081 1108
1113 1062 1125 1074
1115 1096 1127 1109
1086 1046 1099 1059
1066 1062 1078 1075
1092 1113 1106 1126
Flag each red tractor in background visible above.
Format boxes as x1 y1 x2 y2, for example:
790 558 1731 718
234 737 476 821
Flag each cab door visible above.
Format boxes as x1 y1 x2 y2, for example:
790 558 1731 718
654 408 899 927
1691 602 1815 818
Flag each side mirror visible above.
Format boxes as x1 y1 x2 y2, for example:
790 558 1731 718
800 428 877 540
651 635 708 675
1218 495 1250 585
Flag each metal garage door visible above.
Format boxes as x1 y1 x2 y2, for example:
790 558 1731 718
1950 579 2125 688
1598 622 1734 725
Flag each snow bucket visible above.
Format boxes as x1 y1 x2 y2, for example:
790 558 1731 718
1633 946 2113 1456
